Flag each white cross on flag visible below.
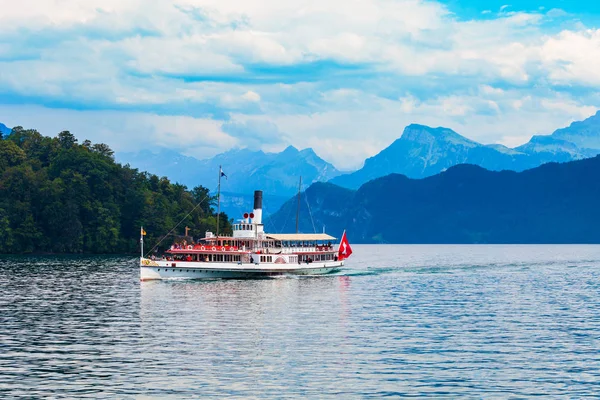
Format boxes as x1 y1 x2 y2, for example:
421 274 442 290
338 230 353 260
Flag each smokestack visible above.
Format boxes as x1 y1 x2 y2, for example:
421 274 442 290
253 190 263 224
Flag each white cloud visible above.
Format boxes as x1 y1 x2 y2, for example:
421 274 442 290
0 0 596 98
546 8 568 19
540 29 600 86
242 91 261 103
0 105 237 157
1 0 600 172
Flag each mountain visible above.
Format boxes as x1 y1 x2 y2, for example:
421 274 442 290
269 156 600 244
0 123 11 136
117 145 341 220
551 110 600 149
330 113 600 189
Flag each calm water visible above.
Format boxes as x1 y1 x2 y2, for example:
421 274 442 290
1 245 600 398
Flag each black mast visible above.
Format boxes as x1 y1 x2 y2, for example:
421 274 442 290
295 176 302 234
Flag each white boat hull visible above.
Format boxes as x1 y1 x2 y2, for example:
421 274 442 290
140 258 344 280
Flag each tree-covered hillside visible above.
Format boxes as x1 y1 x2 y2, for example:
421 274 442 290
270 156 600 244
0 127 231 254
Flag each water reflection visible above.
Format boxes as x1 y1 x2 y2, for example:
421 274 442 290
138 276 354 397
2 247 600 397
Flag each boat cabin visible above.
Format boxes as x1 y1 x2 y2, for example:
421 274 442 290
161 231 338 265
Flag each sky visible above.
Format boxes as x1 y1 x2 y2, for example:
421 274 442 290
1 0 600 170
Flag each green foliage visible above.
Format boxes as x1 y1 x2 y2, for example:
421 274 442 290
0 127 231 254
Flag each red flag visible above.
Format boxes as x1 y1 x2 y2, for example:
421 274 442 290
338 231 352 260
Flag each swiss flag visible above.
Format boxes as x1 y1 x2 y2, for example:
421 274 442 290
338 230 353 260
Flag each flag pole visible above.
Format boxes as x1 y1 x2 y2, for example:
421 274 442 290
338 229 346 260
140 226 144 259
216 165 222 240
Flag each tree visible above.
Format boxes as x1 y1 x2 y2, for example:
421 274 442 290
91 143 114 159
58 131 77 149
0 140 26 172
0 126 232 254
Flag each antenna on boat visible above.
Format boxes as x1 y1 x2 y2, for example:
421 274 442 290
296 176 302 234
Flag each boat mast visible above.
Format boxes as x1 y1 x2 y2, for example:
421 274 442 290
216 165 222 240
296 176 302 234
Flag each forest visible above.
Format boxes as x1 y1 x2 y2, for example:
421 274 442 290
0 127 231 254
270 156 600 244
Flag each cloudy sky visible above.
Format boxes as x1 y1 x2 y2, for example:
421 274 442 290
1 0 600 169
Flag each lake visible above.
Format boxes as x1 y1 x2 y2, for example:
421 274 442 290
1 245 600 397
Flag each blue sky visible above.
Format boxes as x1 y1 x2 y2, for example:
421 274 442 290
445 0 600 17
1 0 600 169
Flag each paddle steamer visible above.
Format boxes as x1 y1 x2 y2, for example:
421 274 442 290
140 189 352 280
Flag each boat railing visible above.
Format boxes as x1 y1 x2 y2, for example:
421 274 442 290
265 246 334 254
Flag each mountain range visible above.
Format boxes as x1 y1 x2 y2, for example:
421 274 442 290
4 110 600 222
330 111 600 189
117 145 341 220
118 111 600 199
268 156 600 244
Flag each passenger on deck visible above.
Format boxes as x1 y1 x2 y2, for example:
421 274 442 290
186 255 192 262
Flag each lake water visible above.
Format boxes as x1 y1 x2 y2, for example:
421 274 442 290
1 245 600 398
